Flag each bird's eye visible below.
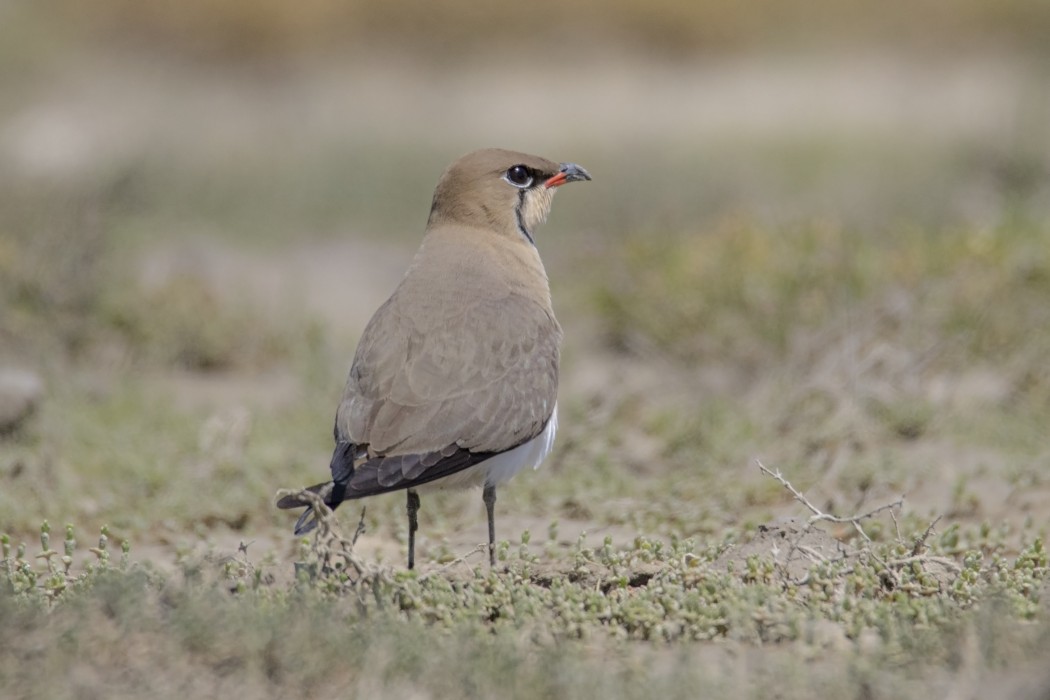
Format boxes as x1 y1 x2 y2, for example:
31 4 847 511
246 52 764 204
504 165 533 188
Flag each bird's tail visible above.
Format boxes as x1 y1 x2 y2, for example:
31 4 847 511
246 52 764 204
275 481 342 536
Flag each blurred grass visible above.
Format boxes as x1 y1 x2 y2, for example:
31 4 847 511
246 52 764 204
587 214 1050 525
29 0 1050 60
595 217 1050 371
0 176 308 370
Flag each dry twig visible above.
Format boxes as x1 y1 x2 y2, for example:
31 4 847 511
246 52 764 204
418 544 488 581
911 515 942 556
755 459 960 587
756 460 903 543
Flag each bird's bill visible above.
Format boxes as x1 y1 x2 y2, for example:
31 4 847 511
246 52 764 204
544 162 592 189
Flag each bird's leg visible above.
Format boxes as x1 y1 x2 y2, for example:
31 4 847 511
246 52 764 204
407 489 420 570
483 484 497 567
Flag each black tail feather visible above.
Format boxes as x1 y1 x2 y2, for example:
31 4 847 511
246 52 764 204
275 482 328 509
276 481 344 536
293 506 321 536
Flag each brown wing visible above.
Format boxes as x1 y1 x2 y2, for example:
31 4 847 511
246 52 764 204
331 228 561 490
339 291 560 452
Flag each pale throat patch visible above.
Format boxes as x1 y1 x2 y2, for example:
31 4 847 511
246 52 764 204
520 187 556 234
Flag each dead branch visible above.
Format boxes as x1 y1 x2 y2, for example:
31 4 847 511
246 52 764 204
756 459 904 543
755 459 960 589
418 544 488 581
911 515 942 556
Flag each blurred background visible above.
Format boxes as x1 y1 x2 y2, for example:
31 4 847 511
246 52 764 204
1 1 1049 560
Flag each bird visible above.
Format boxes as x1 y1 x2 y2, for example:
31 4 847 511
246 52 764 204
277 148 591 569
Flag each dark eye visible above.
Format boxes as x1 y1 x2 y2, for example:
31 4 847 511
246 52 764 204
504 165 533 188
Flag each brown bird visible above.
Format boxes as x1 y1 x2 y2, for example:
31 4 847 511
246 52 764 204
277 148 591 568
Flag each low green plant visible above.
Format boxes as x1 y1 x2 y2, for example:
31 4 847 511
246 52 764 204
2 510 1047 699
2 522 129 604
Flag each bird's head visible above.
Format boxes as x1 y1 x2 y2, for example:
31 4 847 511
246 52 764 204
427 148 591 244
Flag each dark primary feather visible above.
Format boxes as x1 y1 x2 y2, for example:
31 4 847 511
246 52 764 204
329 440 358 484
277 417 549 536
273 481 334 535
277 444 501 535
346 446 498 497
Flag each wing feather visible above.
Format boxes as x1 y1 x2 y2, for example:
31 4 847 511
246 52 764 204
329 226 561 490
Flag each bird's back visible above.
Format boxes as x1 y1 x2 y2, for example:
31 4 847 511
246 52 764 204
335 223 561 470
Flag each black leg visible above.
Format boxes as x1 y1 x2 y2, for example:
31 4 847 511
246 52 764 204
483 484 497 567
407 489 420 570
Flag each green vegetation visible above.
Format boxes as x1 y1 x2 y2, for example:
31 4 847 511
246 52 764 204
593 216 1050 491
0 181 305 371
597 219 1050 369
2 513 1047 698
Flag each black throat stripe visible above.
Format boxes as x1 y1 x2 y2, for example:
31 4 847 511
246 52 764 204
515 190 535 245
